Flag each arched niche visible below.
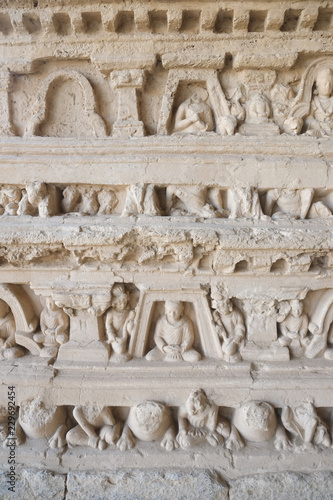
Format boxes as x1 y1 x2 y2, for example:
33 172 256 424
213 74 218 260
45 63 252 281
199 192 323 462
157 68 229 135
310 289 333 336
24 69 106 138
0 284 38 333
128 287 222 359
290 57 333 120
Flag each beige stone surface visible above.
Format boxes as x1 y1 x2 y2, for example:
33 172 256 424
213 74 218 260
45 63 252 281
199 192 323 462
0 469 65 500
0 0 333 489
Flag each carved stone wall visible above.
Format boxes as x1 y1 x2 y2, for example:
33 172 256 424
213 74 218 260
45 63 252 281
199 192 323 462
1 0 333 497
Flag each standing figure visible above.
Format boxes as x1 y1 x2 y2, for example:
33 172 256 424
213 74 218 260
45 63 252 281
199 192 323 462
306 67 333 137
105 284 136 362
33 297 69 358
146 301 201 362
212 293 245 363
278 299 309 358
173 90 214 134
0 299 24 360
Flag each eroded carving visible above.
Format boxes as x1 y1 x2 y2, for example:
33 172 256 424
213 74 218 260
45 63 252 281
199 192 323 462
62 186 118 215
277 299 309 358
281 401 331 448
177 389 242 450
66 405 121 450
105 283 137 362
0 299 24 360
33 297 69 358
211 287 245 363
117 401 177 452
15 398 68 449
173 89 214 134
18 182 60 217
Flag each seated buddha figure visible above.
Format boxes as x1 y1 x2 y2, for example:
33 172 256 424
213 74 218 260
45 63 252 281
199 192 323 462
146 301 201 362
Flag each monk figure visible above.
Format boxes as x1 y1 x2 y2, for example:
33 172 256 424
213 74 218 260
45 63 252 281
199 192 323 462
146 301 201 362
33 297 69 358
173 89 214 134
306 67 333 137
0 299 24 360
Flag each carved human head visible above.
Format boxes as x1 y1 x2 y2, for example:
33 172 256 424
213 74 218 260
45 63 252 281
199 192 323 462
290 299 303 317
315 68 333 98
186 389 210 416
0 299 10 318
111 283 129 311
26 182 47 205
45 297 59 312
165 300 184 322
191 88 209 103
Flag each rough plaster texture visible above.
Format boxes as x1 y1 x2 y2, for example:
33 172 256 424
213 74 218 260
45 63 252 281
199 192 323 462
0 0 333 496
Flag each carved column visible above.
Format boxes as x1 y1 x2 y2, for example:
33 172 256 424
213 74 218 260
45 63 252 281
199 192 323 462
110 69 146 137
0 70 14 136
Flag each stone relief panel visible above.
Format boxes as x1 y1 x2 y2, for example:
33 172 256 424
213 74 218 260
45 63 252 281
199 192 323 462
0 183 331 220
3 393 332 455
5 55 333 138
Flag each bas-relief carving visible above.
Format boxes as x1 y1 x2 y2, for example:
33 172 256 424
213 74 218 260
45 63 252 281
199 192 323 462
0 183 331 220
211 287 245 363
177 389 241 450
66 405 121 450
33 297 69 358
117 401 177 452
24 70 106 138
145 300 201 362
105 283 137 362
0 299 24 360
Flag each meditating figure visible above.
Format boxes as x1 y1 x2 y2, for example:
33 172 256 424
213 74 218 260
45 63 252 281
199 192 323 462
306 67 333 137
0 299 24 360
173 89 214 134
33 297 69 358
146 301 201 362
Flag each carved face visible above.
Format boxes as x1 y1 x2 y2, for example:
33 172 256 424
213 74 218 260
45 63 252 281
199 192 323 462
112 293 128 311
186 389 209 416
316 68 333 98
290 299 303 317
217 299 233 315
0 300 9 318
46 297 58 312
165 301 183 323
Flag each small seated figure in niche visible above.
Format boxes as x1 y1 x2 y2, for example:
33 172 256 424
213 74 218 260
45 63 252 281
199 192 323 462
211 291 245 363
278 299 309 357
33 297 69 358
146 300 201 362
173 89 214 134
239 92 280 136
306 67 333 137
281 401 331 449
66 405 121 450
0 299 24 360
177 389 239 449
105 284 136 362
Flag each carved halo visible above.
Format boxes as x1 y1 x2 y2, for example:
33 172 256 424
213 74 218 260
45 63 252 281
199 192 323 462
24 69 106 137
289 57 333 120
0 284 37 333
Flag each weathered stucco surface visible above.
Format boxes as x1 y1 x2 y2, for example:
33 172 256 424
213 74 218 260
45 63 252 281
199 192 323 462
0 0 333 497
